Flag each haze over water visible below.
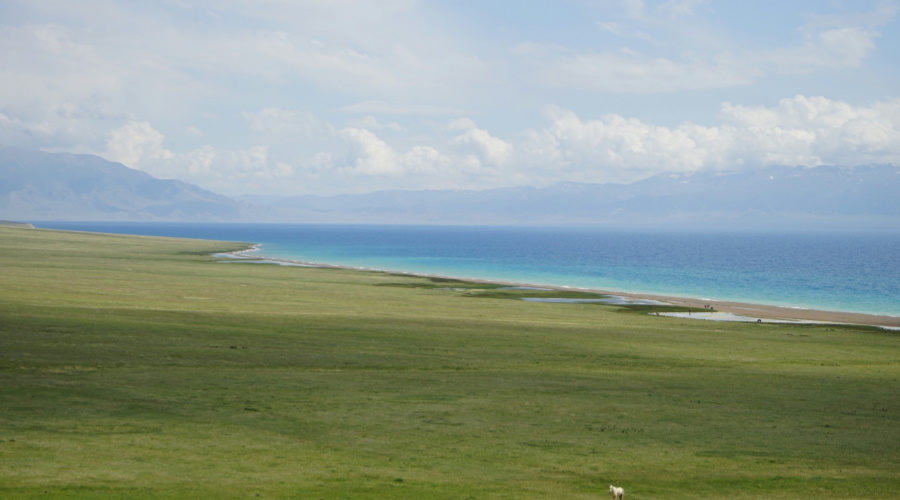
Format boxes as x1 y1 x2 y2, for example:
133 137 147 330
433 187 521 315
34 222 900 317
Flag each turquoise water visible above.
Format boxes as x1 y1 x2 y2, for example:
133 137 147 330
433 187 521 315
33 222 900 317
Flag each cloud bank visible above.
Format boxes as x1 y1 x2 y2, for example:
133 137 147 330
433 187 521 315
91 95 900 195
0 0 897 195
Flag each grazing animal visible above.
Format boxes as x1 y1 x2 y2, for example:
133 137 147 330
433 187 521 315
609 484 625 499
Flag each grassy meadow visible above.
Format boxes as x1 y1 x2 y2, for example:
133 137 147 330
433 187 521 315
1 226 898 499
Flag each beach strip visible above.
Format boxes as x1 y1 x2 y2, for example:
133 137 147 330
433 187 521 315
220 250 900 330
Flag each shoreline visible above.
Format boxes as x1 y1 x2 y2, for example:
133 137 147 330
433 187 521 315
222 248 900 330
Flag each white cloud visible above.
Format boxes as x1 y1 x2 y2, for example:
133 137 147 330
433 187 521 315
517 96 900 185
517 107 722 183
342 127 399 175
449 119 513 165
719 95 900 166
340 127 451 176
99 121 288 192
28 94 900 196
401 145 452 174
102 121 173 169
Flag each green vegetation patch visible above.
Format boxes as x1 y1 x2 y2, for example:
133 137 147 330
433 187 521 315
614 303 716 314
1 226 898 499
377 276 506 290
464 289 609 300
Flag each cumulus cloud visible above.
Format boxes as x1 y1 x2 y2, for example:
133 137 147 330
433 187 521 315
402 145 453 174
341 127 450 176
102 121 173 169
99 121 286 193
42 95 900 195
449 119 513 166
517 96 900 185
719 95 900 166
342 128 399 175
518 107 722 183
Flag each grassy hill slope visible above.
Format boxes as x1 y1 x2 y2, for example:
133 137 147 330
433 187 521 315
0 226 897 498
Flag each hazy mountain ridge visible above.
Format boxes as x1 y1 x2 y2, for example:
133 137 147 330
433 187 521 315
0 147 257 221
255 164 900 228
2 147 897 229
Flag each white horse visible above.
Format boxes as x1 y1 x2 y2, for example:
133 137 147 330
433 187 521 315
609 484 625 500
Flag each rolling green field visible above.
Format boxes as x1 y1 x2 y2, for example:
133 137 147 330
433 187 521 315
1 226 898 499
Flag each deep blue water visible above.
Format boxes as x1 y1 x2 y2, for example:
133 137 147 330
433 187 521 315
32 222 900 317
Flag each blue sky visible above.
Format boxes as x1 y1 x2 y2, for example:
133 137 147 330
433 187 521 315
1 0 898 195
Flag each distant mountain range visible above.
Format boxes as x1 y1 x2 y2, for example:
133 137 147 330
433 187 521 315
2 146 898 230
243 164 900 230
0 147 259 221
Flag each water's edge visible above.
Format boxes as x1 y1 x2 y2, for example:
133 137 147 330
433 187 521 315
32 222 900 319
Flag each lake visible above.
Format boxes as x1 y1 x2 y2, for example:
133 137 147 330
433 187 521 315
32 222 900 317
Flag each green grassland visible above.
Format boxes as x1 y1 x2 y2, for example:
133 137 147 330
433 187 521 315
1 226 898 499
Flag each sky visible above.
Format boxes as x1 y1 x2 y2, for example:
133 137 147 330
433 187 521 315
1 0 899 197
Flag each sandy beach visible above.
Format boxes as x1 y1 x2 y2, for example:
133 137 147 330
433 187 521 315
510 287 900 329
225 250 900 330
612 291 900 329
